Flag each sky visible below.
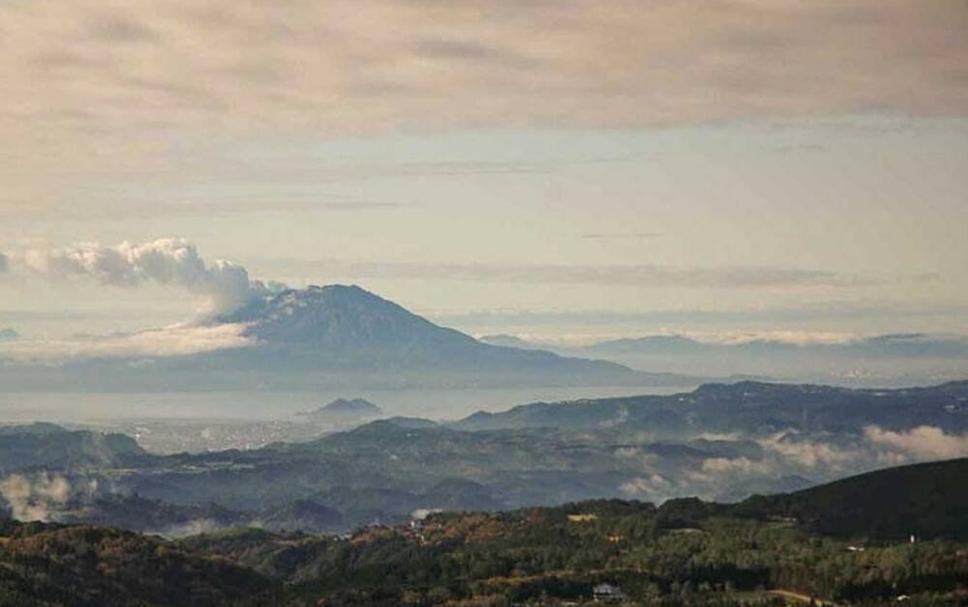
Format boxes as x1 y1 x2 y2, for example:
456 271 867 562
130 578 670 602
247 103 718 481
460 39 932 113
1 0 967 344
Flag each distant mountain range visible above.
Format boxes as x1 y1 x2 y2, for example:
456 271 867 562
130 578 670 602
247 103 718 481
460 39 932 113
575 332 968 359
453 379 968 435
482 332 968 385
3 380 967 534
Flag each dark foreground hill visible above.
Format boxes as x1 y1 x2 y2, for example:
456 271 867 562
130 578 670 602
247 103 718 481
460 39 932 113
0 520 276 606
734 457 968 541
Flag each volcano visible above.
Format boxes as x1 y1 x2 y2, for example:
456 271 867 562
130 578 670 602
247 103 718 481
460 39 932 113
208 285 689 387
0 285 697 391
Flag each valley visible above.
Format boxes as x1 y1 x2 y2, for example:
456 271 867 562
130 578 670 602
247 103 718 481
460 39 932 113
2 381 966 539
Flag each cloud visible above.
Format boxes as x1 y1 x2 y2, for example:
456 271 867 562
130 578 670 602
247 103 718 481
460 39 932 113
0 473 71 522
18 238 283 313
770 143 828 154
758 433 855 469
619 474 675 500
0 323 252 362
864 425 968 460
149 519 225 539
581 233 663 241
9 200 412 221
268 258 875 289
2 0 966 143
430 300 968 329
701 456 769 475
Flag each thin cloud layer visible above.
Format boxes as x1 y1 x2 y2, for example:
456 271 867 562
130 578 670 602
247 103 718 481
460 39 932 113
0 323 253 363
432 300 968 328
2 0 966 144
611 422 968 503
271 258 885 289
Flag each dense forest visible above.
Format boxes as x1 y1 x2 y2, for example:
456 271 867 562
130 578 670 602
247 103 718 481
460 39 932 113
0 520 274 606
185 498 968 606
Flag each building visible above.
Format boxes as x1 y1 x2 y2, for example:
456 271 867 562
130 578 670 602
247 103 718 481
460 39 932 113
593 583 626 603
568 513 598 523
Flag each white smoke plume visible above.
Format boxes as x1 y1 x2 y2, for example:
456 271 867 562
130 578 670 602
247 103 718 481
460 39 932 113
700 456 769 475
20 238 284 313
149 519 225 539
411 508 443 521
0 472 72 522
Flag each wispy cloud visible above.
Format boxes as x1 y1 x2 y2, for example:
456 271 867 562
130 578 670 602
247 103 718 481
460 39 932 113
0 309 151 323
265 258 894 289
581 233 663 241
66 200 410 219
769 143 827 154
432 300 965 328
758 433 855 469
864 425 968 461
0 323 253 363
0 473 72 522
2 0 966 144
180 201 409 216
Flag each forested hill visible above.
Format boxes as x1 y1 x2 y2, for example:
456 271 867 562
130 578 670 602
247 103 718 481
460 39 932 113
733 457 968 541
0 520 276 606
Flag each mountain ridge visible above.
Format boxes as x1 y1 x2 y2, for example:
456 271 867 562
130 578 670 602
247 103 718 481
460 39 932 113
207 284 694 385
732 456 968 541
485 332 968 385
0 285 700 391
451 379 968 434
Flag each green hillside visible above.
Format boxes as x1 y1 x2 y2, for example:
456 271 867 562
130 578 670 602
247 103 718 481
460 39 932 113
733 457 968 541
0 521 276 606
